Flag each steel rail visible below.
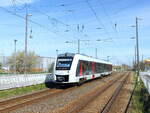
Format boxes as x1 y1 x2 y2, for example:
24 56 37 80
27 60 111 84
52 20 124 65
100 72 130 113
124 73 137 113
0 89 63 113
0 72 121 113
67 73 127 113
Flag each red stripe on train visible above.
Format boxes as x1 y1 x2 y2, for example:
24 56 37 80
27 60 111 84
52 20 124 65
79 62 83 76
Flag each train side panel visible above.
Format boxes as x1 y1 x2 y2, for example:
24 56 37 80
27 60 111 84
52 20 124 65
53 53 112 84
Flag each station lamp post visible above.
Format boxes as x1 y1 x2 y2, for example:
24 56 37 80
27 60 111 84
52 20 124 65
131 17 140 77
24 13 32 74
130 37 137 72
14 39 17 74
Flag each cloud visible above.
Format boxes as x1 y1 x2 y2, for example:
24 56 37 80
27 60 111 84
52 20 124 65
0 0 36 7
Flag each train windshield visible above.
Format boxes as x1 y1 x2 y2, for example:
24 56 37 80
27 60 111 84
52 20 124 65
56 57 73 70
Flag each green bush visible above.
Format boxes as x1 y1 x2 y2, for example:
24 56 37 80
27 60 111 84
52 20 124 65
130 78 150 113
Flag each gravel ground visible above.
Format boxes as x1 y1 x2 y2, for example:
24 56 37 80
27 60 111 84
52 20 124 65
79 73 127 113
77 72 133 113
79 83 119 113
107 72 134 113
10 73 121 113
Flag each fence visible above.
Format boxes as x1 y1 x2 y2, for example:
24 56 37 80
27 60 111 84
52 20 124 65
140 72 150 94
0 73 53 90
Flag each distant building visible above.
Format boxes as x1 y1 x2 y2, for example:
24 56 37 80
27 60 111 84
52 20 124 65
0 55 8 66
0 55 9 70
36 56 55 72
113 65 122 71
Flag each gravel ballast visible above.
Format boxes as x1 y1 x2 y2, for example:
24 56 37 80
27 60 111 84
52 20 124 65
11 73 121 113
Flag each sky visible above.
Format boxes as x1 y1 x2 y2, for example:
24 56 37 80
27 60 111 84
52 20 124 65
0 0 150 65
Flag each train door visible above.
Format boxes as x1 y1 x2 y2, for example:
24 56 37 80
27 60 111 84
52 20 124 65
92 62 95 79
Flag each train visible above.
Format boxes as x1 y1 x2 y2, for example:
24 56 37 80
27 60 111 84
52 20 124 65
53 53 112 84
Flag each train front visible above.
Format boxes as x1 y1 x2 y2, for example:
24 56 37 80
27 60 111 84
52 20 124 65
54 53 75 83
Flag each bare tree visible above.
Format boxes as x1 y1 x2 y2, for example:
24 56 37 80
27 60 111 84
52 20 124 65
8 51 39 74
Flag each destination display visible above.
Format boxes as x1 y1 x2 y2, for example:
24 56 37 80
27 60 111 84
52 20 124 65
56 57 73 70
57 58 72 62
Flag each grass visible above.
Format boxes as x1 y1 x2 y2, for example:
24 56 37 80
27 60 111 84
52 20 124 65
0 70 10 75
130 74 150 113
0 83 47 99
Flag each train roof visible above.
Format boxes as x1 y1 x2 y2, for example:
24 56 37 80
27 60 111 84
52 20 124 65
58 53 112 65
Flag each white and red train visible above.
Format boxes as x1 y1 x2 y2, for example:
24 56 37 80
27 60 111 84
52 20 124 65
53 53 112 84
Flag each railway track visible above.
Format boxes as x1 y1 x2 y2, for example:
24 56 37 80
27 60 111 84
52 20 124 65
0 74 112 113
0 82 83 113
100 72 130 113
0 88 64 113
53 72 129 113
0 72 130 113
74 72 132 113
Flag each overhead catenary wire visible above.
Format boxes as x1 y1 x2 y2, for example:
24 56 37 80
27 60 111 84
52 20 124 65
85 0 119 50
29 2 89 41
0 6 64 37
6 2 62 36
29 6 69 27
96 0 121 51
59 0 87 7
27 4 81 39
33 0 86 8
113 0 138 16
97 0 119 36
86 0 111 38
11 0 27 12
85 0 123 60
